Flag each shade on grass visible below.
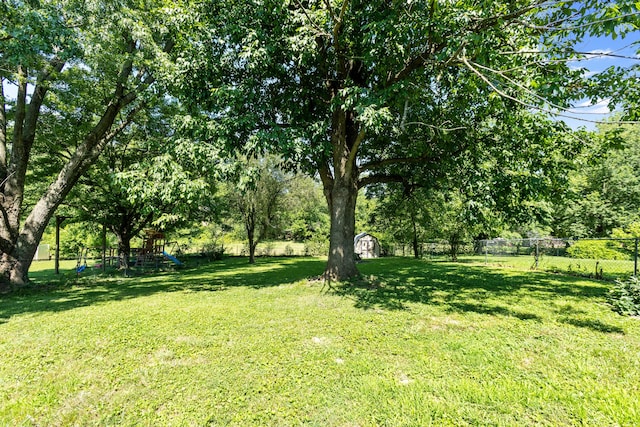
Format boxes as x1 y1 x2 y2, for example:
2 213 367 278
1 257 639 426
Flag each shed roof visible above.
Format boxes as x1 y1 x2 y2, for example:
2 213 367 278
354 232 377 245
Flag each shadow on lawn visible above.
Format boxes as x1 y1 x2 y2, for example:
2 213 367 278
0 257 326 324
1 257 622 334
331 258 623 334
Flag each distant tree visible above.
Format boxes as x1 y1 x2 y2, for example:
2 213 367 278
367 185 429 258
282 175 329 242
555 124 640 237
230 156 287 264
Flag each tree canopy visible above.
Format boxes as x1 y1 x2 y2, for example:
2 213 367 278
555 123 640 237
182 0 639 279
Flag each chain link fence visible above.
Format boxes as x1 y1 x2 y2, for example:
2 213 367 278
477 237 638 280
388 238 639 281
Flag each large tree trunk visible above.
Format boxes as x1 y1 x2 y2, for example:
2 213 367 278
249 241 257 264
0 108 133 290
410 207 420 259
0 249 32 291
321 107 362 281
114 231 132 270
248 229 257 264
449 233 461 262
325 177 359 280
244 206 257 264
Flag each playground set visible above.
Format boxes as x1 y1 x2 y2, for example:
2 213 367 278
75 229 182 274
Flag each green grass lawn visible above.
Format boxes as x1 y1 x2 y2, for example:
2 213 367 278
2 257 640 426
423 254 636 281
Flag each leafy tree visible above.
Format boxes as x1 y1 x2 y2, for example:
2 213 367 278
187 0 636 280
64 104 217 269
282 175 329 242
555 124 640 237
0 0 194 289
364 185 429 258
369 108 577 258
230 156 287 264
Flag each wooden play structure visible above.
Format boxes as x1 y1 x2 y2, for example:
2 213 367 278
53 217 183 276
72 230 182 275
131 229 182 268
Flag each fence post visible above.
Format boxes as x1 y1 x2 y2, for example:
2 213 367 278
635 238 638 277
484 241 488 265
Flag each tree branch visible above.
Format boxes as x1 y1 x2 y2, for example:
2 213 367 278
334 0 350 40
358 173 406 189
385 1 548 88
318 160 334 207
360 137 470 176
460 57 639 125
346 128 365 175
518 11 640 32
294 0 330 36
360 154 432 173
0 79 7 180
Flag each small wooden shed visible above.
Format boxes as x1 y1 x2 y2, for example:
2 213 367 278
354 232 380 259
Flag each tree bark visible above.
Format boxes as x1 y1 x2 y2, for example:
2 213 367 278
324 176 359 280
249 241 257 264
410 206 421 259
449 233 460 262
117 236 132 270
322 108 360 281
248 226 256 264
0 79 7 181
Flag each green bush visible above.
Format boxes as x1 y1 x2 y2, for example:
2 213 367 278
608 276 640 316
304 234 329 256
199 243 225 261
566 240 629 260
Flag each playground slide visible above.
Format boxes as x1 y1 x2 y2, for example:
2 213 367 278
162 251 183 266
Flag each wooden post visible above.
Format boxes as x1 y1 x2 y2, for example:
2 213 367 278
55 215 69 275
102 223 107 272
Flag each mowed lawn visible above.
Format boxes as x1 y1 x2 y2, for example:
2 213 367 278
1 257 639 426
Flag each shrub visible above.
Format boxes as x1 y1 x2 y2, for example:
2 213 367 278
200 243 225 261
259 242 275 256
608 276 640 316
566 240 629 260
304 235 329 256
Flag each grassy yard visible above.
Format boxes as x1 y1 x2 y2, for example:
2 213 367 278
1 257 639 426
411 252 633 281
452 254 636 281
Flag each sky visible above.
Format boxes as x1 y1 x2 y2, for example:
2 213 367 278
562 33 640 130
